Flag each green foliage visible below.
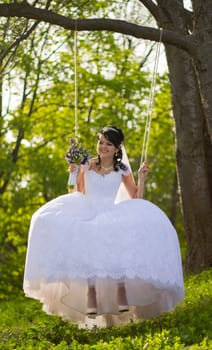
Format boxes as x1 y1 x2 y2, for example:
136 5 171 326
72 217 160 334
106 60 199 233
0 269 212 349
0 0 184 318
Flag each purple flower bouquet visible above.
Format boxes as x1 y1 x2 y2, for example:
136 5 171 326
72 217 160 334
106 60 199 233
65 138 90 187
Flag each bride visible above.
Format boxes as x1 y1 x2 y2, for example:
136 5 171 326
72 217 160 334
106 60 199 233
23 125 184 327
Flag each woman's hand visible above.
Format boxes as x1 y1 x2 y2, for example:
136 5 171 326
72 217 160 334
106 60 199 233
138 161 149 179
68 163 79 173
136 161 149 198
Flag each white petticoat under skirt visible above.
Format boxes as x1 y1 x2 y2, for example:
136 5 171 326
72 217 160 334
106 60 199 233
23 192 184 327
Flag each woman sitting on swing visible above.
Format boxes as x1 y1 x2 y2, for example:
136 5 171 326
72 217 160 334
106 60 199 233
23 125 184 327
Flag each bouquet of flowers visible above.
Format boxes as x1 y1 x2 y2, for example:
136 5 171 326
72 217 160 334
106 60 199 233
65 138 90 188
65 138 90 165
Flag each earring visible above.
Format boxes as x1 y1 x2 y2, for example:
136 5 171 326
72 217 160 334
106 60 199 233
114 152 121 163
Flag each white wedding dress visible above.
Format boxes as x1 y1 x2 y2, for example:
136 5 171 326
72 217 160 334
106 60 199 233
23 165 184 328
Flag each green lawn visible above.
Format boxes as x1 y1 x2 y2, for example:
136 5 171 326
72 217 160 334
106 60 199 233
0 269 212 349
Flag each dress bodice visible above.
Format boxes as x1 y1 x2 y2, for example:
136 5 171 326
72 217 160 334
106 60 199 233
84 169 124 205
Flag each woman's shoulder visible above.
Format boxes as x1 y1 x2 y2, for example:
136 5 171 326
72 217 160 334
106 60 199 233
89 157 99 169
81 158 98 172
118 162 131 176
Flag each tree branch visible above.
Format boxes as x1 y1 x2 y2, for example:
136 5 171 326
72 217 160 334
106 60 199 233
0 21 39 63
140 0 193 33
0 0 52 67
138 0 160 22
0 2 197 56
183 8 193 32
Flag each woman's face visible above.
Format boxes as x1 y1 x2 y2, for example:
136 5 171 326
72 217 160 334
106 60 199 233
97 134 118 160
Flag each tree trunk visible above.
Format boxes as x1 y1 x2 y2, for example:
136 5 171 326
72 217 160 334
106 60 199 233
169 170 178 226
192 0 212 141
165 44 212 273
156 0 212 272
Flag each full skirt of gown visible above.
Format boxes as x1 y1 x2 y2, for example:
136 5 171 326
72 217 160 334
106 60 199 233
23 170 184 328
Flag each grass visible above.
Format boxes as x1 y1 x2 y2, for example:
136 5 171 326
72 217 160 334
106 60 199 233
0 269 212 349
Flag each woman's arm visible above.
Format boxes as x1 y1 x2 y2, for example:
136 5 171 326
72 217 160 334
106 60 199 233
136 161 148 198
76 167 85 193
68 164 85 193
122 173 137 198
122 162 149 199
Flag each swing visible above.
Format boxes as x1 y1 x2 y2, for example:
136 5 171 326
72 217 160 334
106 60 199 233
73 27 163 164
74 28 79 138
24 29 185 328
140 28 163 164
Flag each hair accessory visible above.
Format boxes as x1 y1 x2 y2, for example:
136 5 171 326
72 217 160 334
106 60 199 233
103 126 119 133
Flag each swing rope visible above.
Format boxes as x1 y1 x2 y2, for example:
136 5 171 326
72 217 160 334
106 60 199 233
140 28 163 165
73 24 163 162
74 23 79 138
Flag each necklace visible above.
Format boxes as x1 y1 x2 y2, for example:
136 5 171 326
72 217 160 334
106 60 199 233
101 164 113 171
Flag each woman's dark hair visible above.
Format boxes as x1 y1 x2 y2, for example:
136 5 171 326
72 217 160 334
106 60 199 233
96 125 128 171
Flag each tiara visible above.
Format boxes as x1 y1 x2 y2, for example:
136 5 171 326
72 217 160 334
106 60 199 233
103 126 119 133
